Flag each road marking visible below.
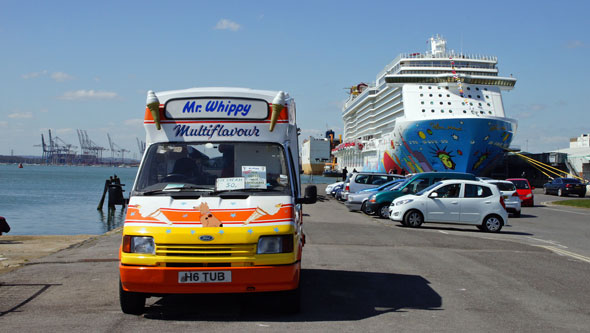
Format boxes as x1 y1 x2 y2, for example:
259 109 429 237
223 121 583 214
537 245 590 264
541 206 588 216
527 237 568 249
438 230 448 234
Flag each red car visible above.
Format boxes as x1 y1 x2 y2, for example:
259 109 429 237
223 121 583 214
506 178 534 207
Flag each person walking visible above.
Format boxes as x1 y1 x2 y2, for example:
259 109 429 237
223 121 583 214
341 167 348 181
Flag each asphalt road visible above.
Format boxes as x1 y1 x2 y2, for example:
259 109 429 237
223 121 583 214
1 189 589 332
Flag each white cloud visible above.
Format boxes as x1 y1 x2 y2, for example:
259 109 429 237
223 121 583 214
22 70 48 79
51 72 74 82
0 121 7 127
124 118 144 127
55 128 75 135
214 19 241 31
8 112 33 119
59 90 118 100
22 70 74 82
566 40 585 49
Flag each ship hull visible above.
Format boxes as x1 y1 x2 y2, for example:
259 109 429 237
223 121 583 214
339 117 516 176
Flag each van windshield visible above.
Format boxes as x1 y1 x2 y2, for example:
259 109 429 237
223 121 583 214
134 142 291 195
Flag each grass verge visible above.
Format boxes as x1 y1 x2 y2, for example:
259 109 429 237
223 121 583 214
553 199 590 209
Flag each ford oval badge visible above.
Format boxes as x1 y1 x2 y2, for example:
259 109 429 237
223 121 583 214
199 235 214 241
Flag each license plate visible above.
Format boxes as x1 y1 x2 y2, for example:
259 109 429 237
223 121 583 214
178 271 231 283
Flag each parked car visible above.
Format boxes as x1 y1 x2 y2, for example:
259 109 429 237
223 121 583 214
366 172 477 219
388 179 508 233
345 179 406 213
506 178 534 207
341 172 403 201
543 178 586 197
325 181 343 196
483 179 521 217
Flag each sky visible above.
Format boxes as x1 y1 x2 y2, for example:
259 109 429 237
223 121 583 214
1 0 589 158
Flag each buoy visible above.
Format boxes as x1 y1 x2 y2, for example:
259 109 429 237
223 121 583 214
18 163 23 168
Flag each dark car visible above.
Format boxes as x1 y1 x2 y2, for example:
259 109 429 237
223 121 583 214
543 178 586 197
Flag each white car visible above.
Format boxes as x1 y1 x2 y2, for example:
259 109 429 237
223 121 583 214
388 179 509 232
482 179 521 217
325 181 343 196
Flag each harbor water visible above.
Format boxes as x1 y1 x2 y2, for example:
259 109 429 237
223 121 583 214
0 164 336 235
0 164 138 235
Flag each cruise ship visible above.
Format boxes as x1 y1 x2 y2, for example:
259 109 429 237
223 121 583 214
332 35 517 176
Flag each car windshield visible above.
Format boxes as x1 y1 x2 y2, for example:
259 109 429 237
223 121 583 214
416 181 442 196
510 179 529 189
490 182 516 191
392 179 410 191
134 142 291 195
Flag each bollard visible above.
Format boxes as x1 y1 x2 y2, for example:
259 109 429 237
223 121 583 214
0 216 10 235
98 175 127 210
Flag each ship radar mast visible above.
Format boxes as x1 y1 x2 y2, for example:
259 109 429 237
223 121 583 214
429 35 447 55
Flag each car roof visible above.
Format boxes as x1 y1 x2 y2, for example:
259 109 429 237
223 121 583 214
482 179 513 184
436 179 493 186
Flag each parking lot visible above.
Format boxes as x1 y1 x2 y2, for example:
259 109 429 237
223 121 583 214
1 186 589 331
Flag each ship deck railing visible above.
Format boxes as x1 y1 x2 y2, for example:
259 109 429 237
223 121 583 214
378 52 498 80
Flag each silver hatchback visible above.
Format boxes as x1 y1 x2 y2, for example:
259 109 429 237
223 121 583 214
483 180 521 217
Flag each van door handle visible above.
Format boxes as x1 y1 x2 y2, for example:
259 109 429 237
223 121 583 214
451 201 458 205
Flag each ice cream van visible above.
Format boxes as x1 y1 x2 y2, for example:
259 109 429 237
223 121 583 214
119 87 317 314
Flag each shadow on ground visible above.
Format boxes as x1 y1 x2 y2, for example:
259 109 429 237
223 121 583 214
143 268 442 321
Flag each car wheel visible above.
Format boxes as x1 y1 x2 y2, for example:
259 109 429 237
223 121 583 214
481 215 503 233
119 280 145 315
404 210 423 228
558 188 565 197
361 202 374 215
378 204 390 219
513 210 521 217
580 193 586 198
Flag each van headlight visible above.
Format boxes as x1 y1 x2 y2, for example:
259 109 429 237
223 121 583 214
396 199 414 206
257 235 294 254
123 235 155 254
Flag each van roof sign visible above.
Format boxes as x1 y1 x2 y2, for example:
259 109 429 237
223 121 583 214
165 98 269 120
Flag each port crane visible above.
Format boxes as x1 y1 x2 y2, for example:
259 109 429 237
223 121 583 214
107 133 130 165
77 129 106 164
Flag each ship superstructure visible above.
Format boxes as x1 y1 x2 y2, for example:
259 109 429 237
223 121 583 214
333 35 517 175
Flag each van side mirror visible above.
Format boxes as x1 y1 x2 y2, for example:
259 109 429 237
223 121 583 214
428 192 438 199
297 185 317 204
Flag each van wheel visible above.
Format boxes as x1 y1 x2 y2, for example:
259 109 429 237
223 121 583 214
378 204 390 219
481 215 503 233
119 280 145 315
404 210 423 228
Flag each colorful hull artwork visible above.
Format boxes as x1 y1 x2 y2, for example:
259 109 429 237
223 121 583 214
379 117 515 176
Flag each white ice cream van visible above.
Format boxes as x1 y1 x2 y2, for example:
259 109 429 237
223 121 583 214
119 87 316 314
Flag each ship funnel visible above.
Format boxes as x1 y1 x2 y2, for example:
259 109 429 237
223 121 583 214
430 35 447 56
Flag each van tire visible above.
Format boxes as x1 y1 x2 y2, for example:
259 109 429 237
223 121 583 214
481 214 503 233
404 210 423 228
119 280 145 315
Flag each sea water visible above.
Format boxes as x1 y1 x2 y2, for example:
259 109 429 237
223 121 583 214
0 164 339 235
0 164 138 235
